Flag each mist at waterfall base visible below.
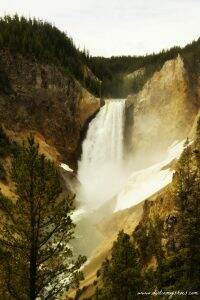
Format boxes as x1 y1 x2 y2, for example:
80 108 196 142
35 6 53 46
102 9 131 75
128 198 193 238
77 100 128 211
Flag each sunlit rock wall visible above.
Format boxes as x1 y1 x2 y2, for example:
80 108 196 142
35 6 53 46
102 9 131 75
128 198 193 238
126 55 199 167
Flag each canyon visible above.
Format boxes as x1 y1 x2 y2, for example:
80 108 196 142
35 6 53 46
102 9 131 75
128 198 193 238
66 54 199 299
0 41 200 300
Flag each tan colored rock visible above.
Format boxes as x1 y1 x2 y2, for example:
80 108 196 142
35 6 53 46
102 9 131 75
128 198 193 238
125 67 145 80
127 55 198 167
125 68 145 80
77 87 100 126
0 49 100 167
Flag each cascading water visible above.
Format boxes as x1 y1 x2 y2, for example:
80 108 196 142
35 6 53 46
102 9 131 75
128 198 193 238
77 99 126 211
72 100 185 257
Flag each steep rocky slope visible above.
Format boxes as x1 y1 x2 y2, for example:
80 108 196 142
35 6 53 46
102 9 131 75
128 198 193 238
126 55 199 168
66 201 144 299
67 187 174 299
0 49 100 168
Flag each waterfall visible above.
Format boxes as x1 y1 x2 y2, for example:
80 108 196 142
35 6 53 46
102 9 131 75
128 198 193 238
77 99 126 210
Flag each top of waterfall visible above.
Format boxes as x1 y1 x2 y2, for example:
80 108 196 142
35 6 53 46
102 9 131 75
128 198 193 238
104 99 126 106
107 98 126 102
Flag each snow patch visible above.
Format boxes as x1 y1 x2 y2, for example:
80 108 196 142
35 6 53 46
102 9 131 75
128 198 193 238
114 140 185 212
60 163 73 172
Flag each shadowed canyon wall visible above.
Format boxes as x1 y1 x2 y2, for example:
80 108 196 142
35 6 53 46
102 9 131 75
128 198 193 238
0 49 100 168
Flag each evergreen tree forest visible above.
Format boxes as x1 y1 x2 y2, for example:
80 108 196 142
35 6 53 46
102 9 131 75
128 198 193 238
0 15 100 96
1 15 200 98
88 39 200 97
94 231 141 300
156 128 200 298
0 136 86 299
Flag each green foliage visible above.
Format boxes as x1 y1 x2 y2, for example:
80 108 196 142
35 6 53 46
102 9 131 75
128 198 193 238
143 267 156 291
0 57 12 95
0 126 19 181
75 286 88 300
88 47 180 97
0 162 6 180
96 231 141 300
175 138 200 291
135 219 164 265
0 126 18 158
88 39 200 97
0 15 100 96
156 126 200 296
0 136 86 299
1 15 200 98
0 126 11 157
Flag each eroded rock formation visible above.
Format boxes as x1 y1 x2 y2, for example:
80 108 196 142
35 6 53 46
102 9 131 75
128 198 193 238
0 49 100 168
126 55 199 167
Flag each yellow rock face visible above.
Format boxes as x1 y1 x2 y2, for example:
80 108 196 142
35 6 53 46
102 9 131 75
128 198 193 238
77 87 100 126
127 55 198 167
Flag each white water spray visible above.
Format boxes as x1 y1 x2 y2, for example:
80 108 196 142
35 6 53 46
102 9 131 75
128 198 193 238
77 99 126 210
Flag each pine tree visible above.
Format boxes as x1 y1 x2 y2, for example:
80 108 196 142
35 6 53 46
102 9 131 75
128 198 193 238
157 125 200 298
173 136 200 293
96 231 141 300
0 137 86 299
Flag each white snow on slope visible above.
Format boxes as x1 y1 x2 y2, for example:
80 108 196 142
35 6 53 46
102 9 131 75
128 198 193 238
60 163 73 172
114 140 185 212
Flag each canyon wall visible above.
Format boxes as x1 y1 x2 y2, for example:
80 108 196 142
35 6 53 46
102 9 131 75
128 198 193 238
126 55 199 168
0 49 100 168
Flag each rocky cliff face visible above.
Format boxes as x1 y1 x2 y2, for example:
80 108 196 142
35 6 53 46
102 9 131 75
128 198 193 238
126 55 199 168
0 49 100 168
